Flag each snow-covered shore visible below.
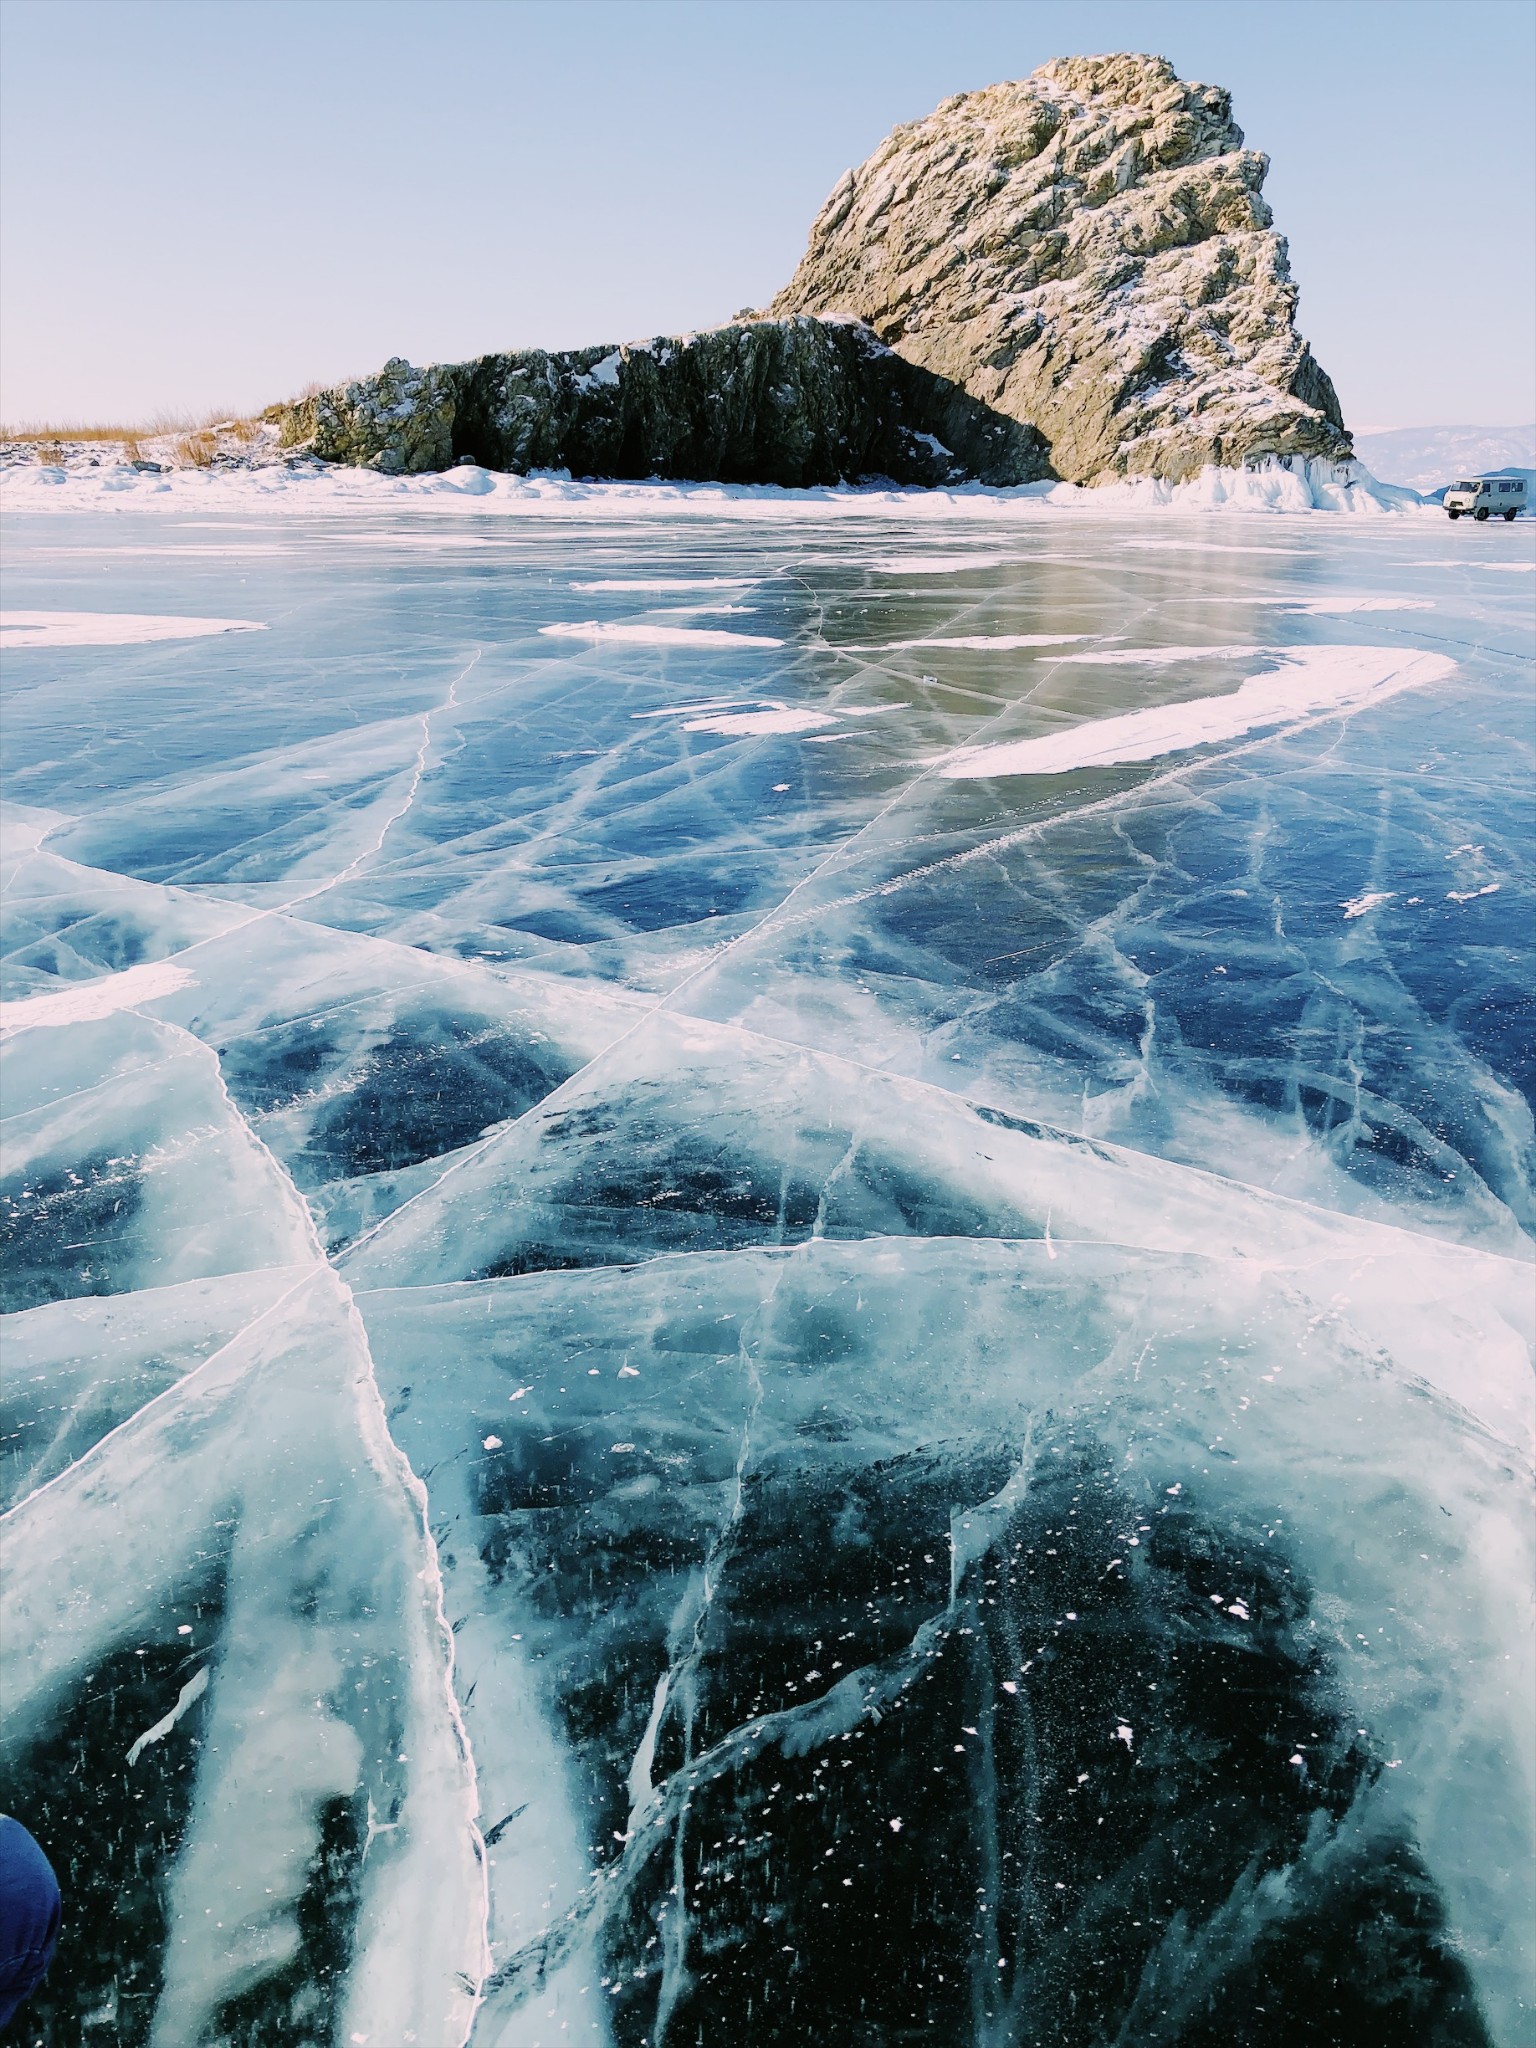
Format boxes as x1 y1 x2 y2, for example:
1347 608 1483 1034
0 450 1435 519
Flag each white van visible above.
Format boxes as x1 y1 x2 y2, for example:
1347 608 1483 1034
1445 475 1527 520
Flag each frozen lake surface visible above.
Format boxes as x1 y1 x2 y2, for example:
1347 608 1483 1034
1 474 1532 2047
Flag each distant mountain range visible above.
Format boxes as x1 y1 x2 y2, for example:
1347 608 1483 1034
1353 425 1536 491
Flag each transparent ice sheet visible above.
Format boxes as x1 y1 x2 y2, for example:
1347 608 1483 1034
2 494 1531 2045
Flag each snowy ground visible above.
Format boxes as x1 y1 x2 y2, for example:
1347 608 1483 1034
1 473 1532 2047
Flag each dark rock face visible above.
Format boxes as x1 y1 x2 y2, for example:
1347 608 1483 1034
280 319 1051 487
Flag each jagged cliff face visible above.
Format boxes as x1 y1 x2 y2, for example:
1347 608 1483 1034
769 53 1349 483
282 320 1050 488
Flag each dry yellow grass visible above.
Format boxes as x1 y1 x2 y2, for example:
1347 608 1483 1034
1 407 261 446
3 379 348 448
2 423 146 443
174 430 219 468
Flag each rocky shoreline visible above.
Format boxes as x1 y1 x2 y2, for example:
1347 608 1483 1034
282 318 1051 486
5 58 1354 494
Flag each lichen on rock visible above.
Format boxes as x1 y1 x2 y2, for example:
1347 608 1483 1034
769 52 1350 482
279 357 460 475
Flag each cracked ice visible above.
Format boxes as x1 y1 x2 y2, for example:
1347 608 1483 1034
0 479 1531 2048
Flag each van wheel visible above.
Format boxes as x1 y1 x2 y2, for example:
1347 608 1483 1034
1448 507 1460 519
1504 508 1517 521
1475 507 1489 521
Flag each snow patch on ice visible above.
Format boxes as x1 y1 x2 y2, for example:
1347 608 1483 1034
540 620 784 649
868 633 1094 650
1283 596 1436 614
0 958 197 1036
1342 892 1395 920
1053 645 1263 666
1413 560 1535 572
632 698 747 719
684 708 838 736
1122 539 1312 556
866 554 1010 574
941 646 1455 779
0 610 266 647
570 578 756 592
636 697 881 737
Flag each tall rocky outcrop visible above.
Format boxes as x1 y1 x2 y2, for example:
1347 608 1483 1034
279 53 1349 486
769 53 1349 482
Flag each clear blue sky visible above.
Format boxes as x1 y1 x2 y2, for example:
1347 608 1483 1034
2 0 1532 430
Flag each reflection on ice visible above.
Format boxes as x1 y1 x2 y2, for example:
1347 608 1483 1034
0 487 1531 2045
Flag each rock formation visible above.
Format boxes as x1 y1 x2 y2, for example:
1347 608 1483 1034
279 53 1349 486
770 53 1349 482
280 320 1048 486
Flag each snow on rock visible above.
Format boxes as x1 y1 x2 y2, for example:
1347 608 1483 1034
772 53 1352 484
